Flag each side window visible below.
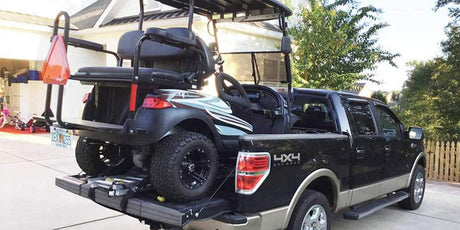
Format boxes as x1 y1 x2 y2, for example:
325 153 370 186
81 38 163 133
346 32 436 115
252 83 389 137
347 102 377 136
376 106 402 139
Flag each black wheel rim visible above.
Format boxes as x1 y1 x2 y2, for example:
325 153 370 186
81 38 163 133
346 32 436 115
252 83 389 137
179 148 211 190
98 144 126 167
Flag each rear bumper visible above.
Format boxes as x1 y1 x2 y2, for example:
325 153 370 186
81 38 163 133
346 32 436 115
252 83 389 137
57 118 164 146
185 206 288 230
76 120 164 146
77 130 162 146
67 107 221 146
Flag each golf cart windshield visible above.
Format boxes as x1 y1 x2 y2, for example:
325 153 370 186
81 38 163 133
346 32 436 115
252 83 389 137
220 52 287 86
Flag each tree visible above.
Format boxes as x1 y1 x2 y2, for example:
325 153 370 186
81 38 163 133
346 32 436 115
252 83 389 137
396 0 460 141
370 91 387 104
289 0 398 90
396 61 443 140
436 0 460 22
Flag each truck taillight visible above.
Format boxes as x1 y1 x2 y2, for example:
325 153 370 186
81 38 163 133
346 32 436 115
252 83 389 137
236 152 270 194
142 95 171 109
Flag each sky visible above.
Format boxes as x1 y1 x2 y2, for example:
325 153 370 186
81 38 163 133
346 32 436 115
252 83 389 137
0 0 453 91
0 0 96 17
358 0 451 91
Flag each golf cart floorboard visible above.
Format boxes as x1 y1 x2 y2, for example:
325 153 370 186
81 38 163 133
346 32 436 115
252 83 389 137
55 175 232 227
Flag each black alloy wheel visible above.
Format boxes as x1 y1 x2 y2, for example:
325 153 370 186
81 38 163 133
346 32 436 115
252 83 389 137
180 147 212 190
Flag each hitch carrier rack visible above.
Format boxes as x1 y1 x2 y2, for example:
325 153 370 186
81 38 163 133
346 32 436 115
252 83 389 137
55 175 232 227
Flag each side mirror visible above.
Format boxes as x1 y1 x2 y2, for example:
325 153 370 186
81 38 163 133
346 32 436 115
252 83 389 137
408 127 423 140
281 36 292 54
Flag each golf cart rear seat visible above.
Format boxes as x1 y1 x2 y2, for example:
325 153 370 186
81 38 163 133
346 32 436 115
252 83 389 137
53 27 215 134
71 28 211 89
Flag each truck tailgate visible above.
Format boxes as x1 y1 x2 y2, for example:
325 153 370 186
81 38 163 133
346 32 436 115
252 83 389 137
55 175 232 227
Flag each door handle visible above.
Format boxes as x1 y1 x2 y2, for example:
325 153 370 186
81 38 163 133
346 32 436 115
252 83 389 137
356 147 365 159
384 145 391 154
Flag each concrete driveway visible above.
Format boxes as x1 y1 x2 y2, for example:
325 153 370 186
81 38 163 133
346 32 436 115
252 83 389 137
0 132 459 230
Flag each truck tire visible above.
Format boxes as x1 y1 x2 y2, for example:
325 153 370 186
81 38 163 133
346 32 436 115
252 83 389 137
398 165 425 210
287 190 331 230
150 131 218 202
75 137 133 176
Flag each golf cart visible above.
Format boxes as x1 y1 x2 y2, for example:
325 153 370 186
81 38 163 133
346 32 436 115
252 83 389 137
44 0 294 202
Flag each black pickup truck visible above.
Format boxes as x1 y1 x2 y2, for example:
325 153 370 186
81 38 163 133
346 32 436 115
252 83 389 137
57 88 425 230
48 1 425 229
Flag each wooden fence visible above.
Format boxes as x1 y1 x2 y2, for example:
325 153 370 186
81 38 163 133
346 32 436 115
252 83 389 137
425 140 460 183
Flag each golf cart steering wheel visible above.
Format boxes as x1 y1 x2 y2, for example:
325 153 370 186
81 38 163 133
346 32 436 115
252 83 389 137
216 73 251 108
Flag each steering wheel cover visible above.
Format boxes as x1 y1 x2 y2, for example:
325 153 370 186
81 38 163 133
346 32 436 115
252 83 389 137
216 73 251 107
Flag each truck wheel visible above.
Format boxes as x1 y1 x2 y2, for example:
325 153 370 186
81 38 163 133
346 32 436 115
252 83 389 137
398 165 425 210
150 131 218 202
75 137 133 176
287 190 331 230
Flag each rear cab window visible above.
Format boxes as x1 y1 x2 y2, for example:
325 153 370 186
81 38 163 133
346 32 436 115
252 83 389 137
291 94 338 133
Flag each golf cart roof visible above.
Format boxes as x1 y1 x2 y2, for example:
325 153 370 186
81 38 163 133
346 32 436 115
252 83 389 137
156 0 293 21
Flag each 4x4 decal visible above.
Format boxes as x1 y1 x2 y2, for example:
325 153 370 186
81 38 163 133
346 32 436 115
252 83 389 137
273 153 301 166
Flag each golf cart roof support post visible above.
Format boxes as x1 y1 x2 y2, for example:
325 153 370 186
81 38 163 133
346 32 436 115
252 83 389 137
211 20 223 72
188 0 195 30
129 34 149 118
138 0 144 30
45 11 70 127
279 12 292 111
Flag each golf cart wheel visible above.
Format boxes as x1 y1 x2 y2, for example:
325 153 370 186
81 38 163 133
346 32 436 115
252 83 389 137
398 165 425 210
287 189 331 230
75 137 133 176
150 131 218 202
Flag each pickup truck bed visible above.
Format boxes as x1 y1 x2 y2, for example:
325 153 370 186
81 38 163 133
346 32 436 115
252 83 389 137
55 175 232 227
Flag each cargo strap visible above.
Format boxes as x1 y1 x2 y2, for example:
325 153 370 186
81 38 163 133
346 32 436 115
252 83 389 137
196 168 234 216
120 176 151 212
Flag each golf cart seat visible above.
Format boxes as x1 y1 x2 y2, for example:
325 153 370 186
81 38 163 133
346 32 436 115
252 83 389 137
72 28 214 89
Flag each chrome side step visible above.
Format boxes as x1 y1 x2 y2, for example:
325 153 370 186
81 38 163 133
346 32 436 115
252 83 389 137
343 191 409 220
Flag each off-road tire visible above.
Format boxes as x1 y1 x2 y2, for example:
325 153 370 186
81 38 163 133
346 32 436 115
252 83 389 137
75 137 133 176
398 165 425 210
287 189 331 230
150 131 218 202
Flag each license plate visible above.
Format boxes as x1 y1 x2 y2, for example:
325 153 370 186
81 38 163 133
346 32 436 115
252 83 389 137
50 126 73 149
